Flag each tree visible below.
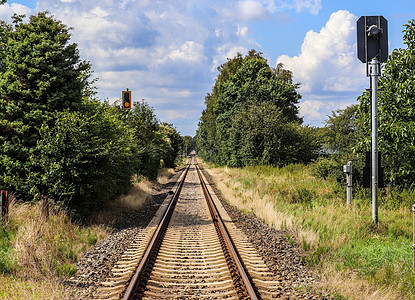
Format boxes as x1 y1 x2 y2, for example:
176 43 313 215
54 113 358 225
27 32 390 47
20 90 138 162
324 105 358 156
356 19 415 186
181 135 193 156
126 100 161 180
229 102 318 167
196 50 306 167
157 122 182 168
0 12 90 195
29 101 141 217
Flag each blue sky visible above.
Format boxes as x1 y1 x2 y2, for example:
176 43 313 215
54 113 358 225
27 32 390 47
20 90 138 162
2 0 415 136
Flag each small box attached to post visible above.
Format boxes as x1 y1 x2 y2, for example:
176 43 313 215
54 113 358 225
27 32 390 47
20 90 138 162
343 164 351 174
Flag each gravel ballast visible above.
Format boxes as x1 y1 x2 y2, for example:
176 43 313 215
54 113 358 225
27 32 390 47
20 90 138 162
64 166 332 299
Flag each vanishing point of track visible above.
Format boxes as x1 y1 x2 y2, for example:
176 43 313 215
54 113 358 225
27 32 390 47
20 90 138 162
94 155 281 299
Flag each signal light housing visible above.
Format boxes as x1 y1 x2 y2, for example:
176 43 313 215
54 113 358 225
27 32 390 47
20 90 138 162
122 90 131 110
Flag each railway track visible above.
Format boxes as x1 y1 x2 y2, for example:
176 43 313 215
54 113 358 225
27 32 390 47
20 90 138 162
94 156 281 299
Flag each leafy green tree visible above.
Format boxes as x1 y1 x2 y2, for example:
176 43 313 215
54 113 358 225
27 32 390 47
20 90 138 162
29 101 141 217
157 122 183 168
182 135 193 156
356 20 415 186
126 100 160 180
196 50 308 167
324 105 358 156
0 12 90 195
229 102 318 167
313 105 363 184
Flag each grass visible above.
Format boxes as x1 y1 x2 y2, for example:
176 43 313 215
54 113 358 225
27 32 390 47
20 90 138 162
205 162 415 299
0 167 175 299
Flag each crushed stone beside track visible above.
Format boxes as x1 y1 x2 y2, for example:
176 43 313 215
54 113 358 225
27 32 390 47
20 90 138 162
64 166 332 299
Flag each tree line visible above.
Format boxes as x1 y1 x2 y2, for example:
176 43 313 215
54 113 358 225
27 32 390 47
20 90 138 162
197 19 415 190
0 12 186 218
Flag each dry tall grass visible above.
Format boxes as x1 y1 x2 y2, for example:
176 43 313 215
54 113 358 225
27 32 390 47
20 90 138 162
205 163 411 299
0 275 65 300
87 168 174 225
9 199 107 280
157 168 175 184
1 167 176 299
317 262 403 300
207 166 319 248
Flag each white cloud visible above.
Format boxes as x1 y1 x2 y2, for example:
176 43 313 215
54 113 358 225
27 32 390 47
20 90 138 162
165 41 206 63
236 26 249 38
293 0 321 15
277 10 365 93
278 0 321 15
236 0 269 20
160 88 192 98
0 0 333 134
0 3 33 21
277 10 367 126
299 100 325 120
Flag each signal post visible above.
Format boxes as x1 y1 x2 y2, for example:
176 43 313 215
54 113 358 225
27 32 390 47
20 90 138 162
356 16 388 224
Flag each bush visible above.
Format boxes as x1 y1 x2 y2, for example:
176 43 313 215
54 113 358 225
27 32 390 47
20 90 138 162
311 158 340 180
29 101 142 217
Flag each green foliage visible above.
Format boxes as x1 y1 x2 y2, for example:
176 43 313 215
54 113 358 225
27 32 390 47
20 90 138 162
356 19 415 186
196 50 316 167
0 12 90 195
311 157 339 180
126 101 182 180
229 102 318 167
29 101 141 217
0 227 16 273
157 122 183 168
324 105 358 156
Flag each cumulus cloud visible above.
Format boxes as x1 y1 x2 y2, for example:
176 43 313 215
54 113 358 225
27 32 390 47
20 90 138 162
276 10 368 126
299 100 325 120
277 10 366 93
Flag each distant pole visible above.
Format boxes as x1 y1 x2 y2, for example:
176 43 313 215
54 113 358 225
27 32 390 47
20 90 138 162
369 58 379 224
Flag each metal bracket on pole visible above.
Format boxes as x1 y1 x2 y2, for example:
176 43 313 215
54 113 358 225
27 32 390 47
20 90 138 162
369 59 379 224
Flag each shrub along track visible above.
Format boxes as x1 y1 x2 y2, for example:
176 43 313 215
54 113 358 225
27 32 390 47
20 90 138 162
65 159 330 299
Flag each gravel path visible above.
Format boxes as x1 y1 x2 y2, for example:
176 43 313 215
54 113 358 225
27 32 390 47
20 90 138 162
63 166 332 299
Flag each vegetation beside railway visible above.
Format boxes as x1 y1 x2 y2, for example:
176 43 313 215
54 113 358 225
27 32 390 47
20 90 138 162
0 11 188 299
197 19 415 300
0 12 188 218
205 163 414 299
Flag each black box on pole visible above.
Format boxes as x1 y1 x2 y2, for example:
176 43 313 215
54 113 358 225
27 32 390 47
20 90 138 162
357 16 388 64
363 151 384 188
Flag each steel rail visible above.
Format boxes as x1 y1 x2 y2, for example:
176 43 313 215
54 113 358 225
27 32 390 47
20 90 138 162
195 163 259 300
123 161 191 300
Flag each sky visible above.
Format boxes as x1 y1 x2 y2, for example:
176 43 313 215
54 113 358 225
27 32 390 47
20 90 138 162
1 0 415 136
